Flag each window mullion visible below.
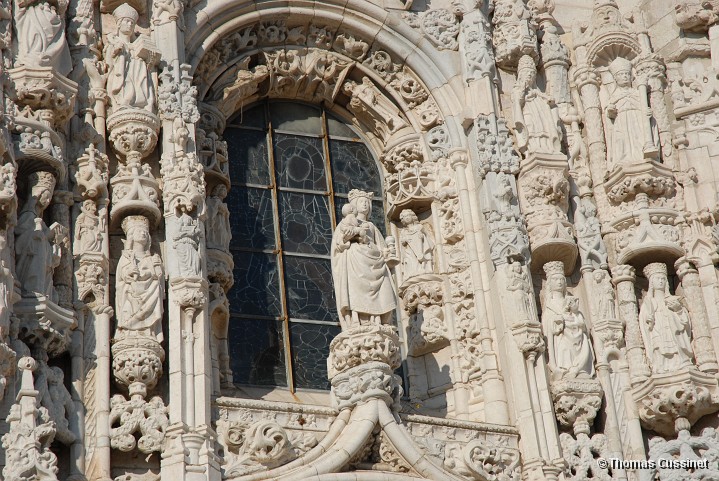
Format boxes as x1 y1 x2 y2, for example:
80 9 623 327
266 102 295 393
321 109 338 230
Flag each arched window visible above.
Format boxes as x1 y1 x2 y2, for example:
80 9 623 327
226 101 386 391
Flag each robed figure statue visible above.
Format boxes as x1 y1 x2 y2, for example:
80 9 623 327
116 215 164 341
331 190 397 330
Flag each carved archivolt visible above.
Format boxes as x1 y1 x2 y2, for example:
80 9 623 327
191 19 448 145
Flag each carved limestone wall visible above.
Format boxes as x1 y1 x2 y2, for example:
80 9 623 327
0 0 718 480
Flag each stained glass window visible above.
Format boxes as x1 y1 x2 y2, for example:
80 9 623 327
227 101 386 391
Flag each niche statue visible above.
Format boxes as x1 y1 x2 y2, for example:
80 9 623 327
14 0 72 74
542 261 595 378
639 263 694 374
116 215 164 341
399 209 434 279
15 171 67 301
105 3 160 111
331 190 397 330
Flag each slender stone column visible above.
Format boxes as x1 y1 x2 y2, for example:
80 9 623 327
450 149 509 424
611 265 650 382
675 257 719 373
573 68 607 185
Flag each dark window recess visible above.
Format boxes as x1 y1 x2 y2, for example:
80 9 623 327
226 102 388 392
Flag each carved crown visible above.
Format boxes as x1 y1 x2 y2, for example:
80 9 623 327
121 214 149 234
348 189 372 202
643 262 667 279
543 260 565 277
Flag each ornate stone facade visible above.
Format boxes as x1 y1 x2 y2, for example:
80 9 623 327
0 1 717 480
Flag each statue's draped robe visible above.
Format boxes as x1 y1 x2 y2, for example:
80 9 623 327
15 208 55 297
116 251 164 341
639 294 694 373
15 0 72 74
554 310 595 377
106 34 155 110
607 86 647 165
331 220 396 320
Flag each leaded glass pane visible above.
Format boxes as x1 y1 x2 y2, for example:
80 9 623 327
225 101 391 392
229 104 266 130
284 256 336 321
227 128 270 186
327 115 357 138
274 134 327 191
228 253 282 318
278 192 332 255
270 103 322 135
329 140 381 196
290 323 340 390
229 319 287 387
228 187 275 250
334 197 387 237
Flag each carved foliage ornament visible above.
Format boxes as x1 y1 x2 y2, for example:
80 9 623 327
223 420 295 477
110 394 168 453
491 0 538 69
327 325 401 378
403 9 460 51
2 358 59 481
197 21 441 130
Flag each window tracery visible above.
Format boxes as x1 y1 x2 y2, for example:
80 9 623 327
226 101 386 391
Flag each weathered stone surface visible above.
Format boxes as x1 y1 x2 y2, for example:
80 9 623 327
0 0 718 480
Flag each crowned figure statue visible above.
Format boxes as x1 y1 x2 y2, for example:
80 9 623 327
331 189 397 330
542 261 595 378
639 263 694 374
115 215 164 341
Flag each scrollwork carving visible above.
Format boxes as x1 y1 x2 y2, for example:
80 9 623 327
222 420 295 477
109 394 168 453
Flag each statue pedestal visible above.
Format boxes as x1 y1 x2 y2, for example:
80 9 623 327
109 162 161 225
111 335 165 395
9 66 77 124
609 193 684 266
15 294 75 357
328 325 402 409
107 108 160 163
633 368 719 436
550 376 603 436
518 153 577 273
331 361 403 410
399 274 449 356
